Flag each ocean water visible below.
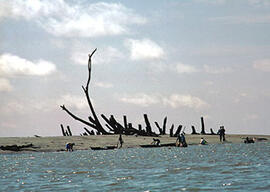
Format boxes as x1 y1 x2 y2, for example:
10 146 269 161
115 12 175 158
1 143 270 192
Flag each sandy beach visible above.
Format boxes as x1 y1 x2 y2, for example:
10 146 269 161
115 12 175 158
0 134 269 154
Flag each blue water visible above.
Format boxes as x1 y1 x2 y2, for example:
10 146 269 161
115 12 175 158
1 143 270 191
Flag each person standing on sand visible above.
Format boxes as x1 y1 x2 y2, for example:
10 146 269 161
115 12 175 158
117 134 124 148
218 126 226 142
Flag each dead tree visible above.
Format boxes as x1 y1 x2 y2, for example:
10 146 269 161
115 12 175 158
154 122 163 135
169 124 174 137
154 116 167 135
191 125 199 134
162 116 167 134
144 114 152 134
210 128 217 135
173 125 182 137
60 124 66 136
67 126 72 136
200 117 206 135
60 49 109 135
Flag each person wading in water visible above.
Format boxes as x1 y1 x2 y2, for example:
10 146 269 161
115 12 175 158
117 134 124 148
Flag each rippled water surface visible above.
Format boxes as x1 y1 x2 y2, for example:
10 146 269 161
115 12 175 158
1 143 270 191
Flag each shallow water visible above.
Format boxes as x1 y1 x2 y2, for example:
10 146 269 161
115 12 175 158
1 143 270 191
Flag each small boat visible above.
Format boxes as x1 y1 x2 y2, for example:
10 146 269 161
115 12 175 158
140 143 176 148
90 146 117 150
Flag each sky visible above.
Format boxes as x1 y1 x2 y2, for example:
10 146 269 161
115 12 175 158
0 0 270 137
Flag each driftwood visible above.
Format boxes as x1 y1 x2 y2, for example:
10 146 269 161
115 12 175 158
123 115 128 129
162 117 167 134
101 114 158 136
155 121 162 135
154 116 167 135
0 144 35 151
140 143 176 148
210 128 217 135
173 125 182 137
144 114 152 134
61 124 66 136
201 117 206 134
67 126 72 136
191 125 199 134
169 124 174 137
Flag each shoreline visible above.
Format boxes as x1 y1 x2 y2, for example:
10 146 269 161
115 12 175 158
0 134 269 154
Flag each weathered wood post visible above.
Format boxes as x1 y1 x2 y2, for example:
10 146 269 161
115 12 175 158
123 115 128 129
174 125 182 137
144 114 152 134
162 116 167 135
169 124 174 137
191 125 199 134
201 117 206 134
138 124 142 131
210 128 216 135
154 122 163 135
67 126 72 136
84 127 92 135
60 124 66 136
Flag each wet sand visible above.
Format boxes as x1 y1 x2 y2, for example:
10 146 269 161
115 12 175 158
0 134 269 153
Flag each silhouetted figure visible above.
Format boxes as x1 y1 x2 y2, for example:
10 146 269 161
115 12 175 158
117 134 124 148
151 138 160 146
218 126 226 142
176 133 187 147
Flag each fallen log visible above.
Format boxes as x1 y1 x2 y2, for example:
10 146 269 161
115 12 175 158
140 143 176 148
0 144 34 151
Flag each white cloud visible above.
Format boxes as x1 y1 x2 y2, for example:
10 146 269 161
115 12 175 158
119 93 160 107
94 81 113 88
1 1 146 37
126 38 164 61
209 15 270 24
118 93 208 110
0 53 56 77
59 94 88 110
203 64 233 74
163 94 208 110
253 59 270 72
0 78 13 92
71 46 124 65
175 63 198 74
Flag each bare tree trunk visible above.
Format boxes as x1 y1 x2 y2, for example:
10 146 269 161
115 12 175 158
201 117 206 135
60 124 66 136
60 49 109 135
162 116 167 135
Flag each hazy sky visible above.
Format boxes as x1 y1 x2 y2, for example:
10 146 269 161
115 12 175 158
1 0 270 137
